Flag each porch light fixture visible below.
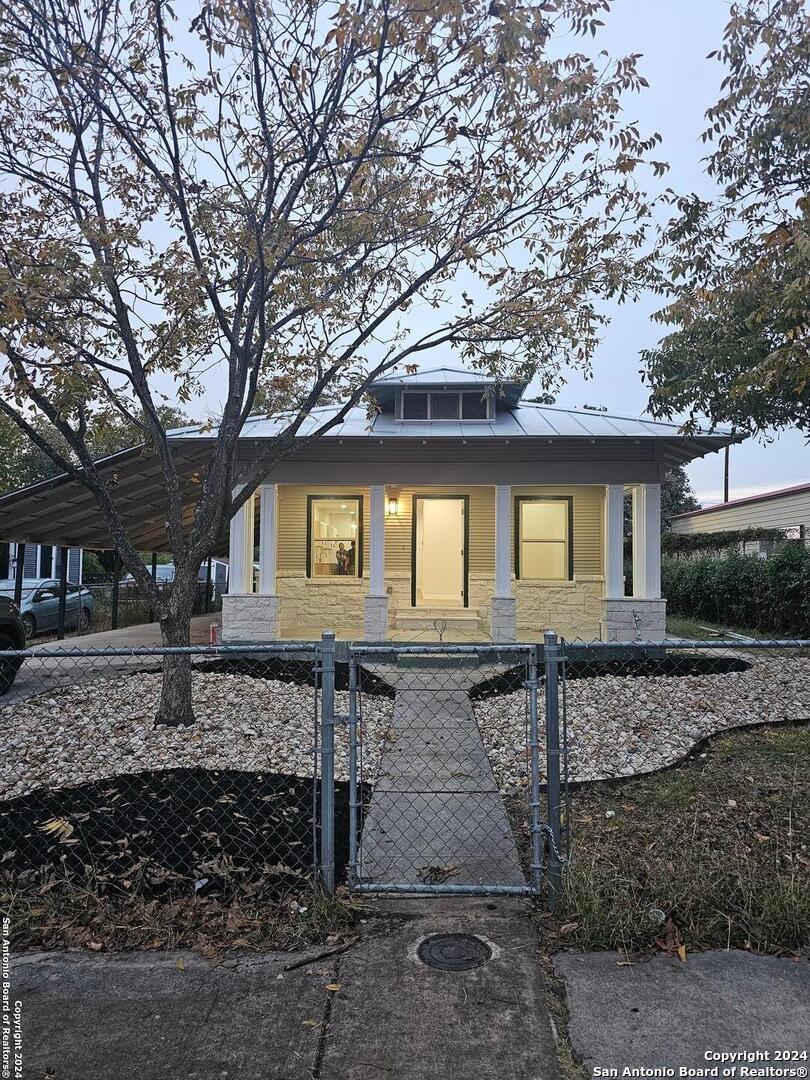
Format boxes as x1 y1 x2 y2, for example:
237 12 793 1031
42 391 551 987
387 494 400 516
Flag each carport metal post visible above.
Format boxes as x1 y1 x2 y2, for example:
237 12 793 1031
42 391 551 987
56 546 68 640
148 552 158 623
13 543 25 607
319 630 336 895
544 630 563 910
204 557 212 615
111 552 121 630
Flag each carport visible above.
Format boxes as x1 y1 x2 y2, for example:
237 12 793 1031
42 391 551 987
0 439 231 638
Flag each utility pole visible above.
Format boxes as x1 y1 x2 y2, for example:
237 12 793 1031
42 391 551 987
723 443 730 503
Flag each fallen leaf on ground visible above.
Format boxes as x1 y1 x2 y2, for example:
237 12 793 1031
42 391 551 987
324 982 342 992
417 864 459 884
37 818 74 841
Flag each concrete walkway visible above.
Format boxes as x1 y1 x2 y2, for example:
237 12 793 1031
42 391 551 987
14 898 559 1080
359 670 525 888
29 612 221 650
6 614 222 705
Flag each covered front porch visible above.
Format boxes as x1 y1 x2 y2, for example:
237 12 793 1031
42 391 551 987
222 482 665 643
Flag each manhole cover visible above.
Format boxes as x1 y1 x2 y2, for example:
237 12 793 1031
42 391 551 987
417 933 491 972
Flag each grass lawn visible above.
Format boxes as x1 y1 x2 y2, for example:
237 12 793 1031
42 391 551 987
665 614 775 640
546 721 810 954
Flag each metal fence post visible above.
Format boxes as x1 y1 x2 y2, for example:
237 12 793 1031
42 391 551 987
527 645 544 895
111 552 121 631
319 630 336 895
347 652 360 888
544 629 563 910
13 543 25 609
57 546 68 640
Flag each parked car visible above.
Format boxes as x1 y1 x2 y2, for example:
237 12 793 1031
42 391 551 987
0 578 95 638
119 564 177 588
120 562 227 602
0 594 26 693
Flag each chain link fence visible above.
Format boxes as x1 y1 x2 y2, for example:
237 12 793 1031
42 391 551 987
0 644 336 915
1 632 807 945
1 552 226 643
342 642 542 896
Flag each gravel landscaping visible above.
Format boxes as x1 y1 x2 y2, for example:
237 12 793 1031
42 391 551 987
475 653 810 793
1 670 395 801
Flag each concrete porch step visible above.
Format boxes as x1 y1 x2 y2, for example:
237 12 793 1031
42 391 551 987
394 608 481 631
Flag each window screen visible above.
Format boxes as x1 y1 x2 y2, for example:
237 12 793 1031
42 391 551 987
461 391 488 420
402 393 428 419
430 393 460 419
309 497 361 577
517 499 570 580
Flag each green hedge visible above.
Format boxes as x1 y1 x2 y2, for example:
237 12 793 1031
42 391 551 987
661 527 786 557
662 544 810 637
624 527 785 560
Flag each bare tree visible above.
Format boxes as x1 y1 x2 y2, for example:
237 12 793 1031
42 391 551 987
0 0 662 723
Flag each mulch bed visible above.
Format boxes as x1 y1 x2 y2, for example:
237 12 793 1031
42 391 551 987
193 656 396 697
0 767 365 899
470 653 751 699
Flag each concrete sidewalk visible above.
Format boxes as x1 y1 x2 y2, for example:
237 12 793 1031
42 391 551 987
556 949 810 1075
14 898 558 1080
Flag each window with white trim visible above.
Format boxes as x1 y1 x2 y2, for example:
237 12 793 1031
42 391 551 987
308 497 361 577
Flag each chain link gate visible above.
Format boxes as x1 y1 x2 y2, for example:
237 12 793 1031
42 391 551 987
317 637 549 897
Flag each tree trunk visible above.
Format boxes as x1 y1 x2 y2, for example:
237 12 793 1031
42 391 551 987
154 580 197 728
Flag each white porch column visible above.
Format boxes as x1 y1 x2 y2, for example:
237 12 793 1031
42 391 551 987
364 485 389 640
368 485 386 596
491 484 516 643
602 482 666 642
228 487 255 594
258 484 277 595
223 487 279 642
603 484 625 599
632 483 661 599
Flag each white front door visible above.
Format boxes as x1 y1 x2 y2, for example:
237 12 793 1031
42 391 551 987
414 497 465 607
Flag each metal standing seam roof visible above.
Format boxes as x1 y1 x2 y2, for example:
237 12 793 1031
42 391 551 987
169 400 735 442
370 366 503 386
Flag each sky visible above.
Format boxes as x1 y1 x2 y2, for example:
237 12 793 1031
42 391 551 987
176 0 807 506
535 0 808 506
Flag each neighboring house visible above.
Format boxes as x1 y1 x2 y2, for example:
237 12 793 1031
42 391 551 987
0 366 737 642
670 483 810 544
1 542 84 584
